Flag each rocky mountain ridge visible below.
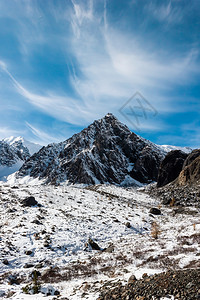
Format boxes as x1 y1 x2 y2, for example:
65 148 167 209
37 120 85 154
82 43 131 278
16 114 166 185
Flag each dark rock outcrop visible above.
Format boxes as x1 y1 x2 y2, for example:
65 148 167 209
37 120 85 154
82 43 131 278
157 150 188 187
21 196 39 207
147 149 200 207
16 114 165 185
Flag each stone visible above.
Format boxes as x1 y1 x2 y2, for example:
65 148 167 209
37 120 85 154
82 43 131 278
125 222 131 228
7 208 17 213
54 290 60 295
8 274 19 285
149 208 161 215
25 250 33 256
2 259 9 265
88 238 101 250
24 263 34 268
32 219 42 225
128 275 137 284
21 196 38 207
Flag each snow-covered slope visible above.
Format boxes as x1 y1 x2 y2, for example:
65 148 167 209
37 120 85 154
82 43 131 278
16 114 166 186
0 182 199 299
0 137 42 181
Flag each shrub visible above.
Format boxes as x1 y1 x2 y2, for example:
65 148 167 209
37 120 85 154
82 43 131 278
22 271 41 295
151 222 161 239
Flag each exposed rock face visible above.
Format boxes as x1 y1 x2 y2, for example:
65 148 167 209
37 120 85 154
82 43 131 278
146 148 200 206
178 155 200 186
16 114 165 185
182 149 200 169
157 150 188 187
0 141 20 167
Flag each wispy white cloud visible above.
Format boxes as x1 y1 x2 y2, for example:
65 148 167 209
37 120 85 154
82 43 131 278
0 60 96 125
69 1 199 118
70 0 94 38
25 122 61 144
0 0 199 139
146 1 184 24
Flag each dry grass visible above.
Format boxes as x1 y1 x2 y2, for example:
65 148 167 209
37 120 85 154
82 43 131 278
151 222 161 239
177 233 200 245
170 197 175 207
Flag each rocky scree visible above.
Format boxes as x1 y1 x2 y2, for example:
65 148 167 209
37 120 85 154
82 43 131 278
98 268 200 300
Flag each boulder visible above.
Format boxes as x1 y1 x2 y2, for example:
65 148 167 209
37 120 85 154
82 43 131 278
125 222 131 228
149 208 161 215
157 150 188 187
2 259 9 265
128 275 137 284
21 196 38 207
25 250 33 256
88 238 101 250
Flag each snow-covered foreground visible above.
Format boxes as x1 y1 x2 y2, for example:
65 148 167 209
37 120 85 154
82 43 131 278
0 182 199 299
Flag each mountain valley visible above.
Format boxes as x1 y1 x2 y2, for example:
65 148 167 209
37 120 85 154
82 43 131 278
0 114 199 299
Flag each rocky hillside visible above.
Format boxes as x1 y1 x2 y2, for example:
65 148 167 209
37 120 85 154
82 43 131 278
147 148 200 206
16 114 166 185
178 149 200 186
0 182 199 299
157 150 188 187
98 269 200 300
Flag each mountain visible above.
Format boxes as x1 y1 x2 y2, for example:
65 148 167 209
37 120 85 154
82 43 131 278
157 144 192 154
15 113 166 186
0 137 42 181
147 148 200 207
3 136 41 156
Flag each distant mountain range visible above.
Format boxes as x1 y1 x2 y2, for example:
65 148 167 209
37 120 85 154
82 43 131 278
0 137 41 181
6 113 191 186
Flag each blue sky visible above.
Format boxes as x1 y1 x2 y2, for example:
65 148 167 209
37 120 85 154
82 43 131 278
0 0 200 147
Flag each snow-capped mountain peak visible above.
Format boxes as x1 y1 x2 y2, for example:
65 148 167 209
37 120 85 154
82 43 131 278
15 114 166 185
0 137 42 181
3 136 42 155
157 144 192 154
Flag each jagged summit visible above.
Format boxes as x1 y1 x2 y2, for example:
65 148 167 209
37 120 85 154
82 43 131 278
3 136 41 156
16 114 165 185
